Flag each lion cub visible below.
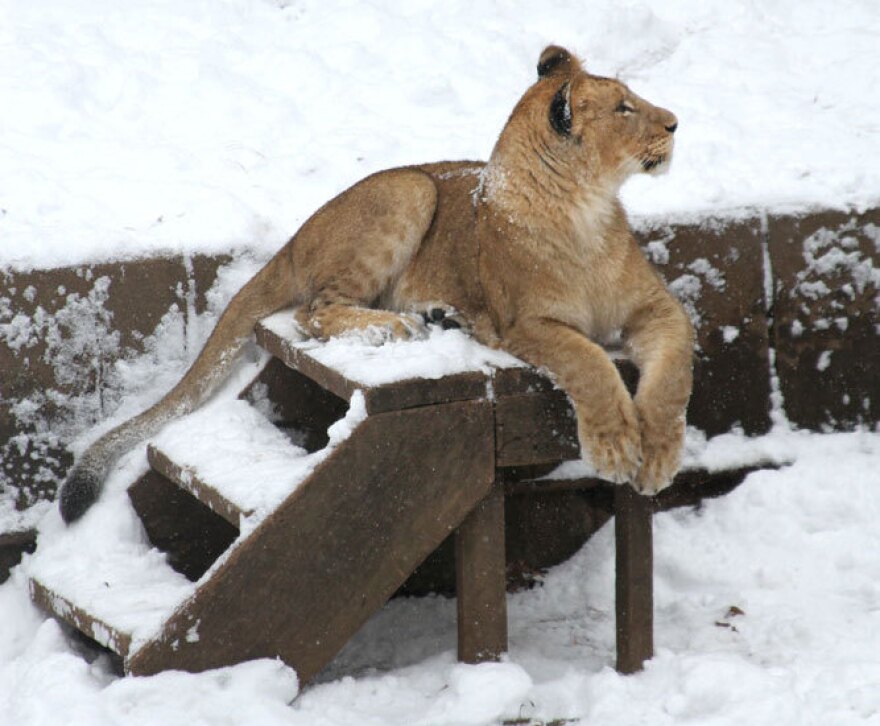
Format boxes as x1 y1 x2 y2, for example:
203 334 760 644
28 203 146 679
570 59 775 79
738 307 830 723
59 46 693 523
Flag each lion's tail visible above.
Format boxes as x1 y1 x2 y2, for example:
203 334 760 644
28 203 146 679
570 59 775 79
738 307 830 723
59 247 298 523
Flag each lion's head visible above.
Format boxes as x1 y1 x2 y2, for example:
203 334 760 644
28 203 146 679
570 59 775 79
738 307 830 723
489 46 678 195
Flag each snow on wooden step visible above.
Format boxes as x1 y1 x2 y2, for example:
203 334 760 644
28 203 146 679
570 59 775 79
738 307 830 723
147 395 363 525
257 309 524 389
148 399 305 522
26 464 198 656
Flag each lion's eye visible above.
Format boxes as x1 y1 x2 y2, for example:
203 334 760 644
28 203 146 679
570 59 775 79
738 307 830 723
616 101 635 115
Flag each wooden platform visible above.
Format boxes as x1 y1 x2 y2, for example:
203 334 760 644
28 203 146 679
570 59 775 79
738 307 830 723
28 310 670 682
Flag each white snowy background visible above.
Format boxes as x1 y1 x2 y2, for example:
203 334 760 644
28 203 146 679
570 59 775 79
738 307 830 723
2 0 880 271
2 1 880 724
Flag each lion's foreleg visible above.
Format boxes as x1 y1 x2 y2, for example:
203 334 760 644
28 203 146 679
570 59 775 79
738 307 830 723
624 294 695 494
504 319 642 484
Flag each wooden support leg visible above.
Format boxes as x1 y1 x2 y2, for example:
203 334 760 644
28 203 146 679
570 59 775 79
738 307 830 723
455 482 508 663
615 484 654 674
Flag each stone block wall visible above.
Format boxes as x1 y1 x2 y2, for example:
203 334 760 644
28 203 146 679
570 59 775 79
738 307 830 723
767 209 879 430
1 208 877 531
1 255 231 512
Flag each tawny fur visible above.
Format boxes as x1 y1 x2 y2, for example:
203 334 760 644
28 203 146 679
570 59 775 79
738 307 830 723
58 46 694 523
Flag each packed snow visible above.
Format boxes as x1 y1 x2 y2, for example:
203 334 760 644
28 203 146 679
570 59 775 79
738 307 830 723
2 0 880 272
2 1 880 724
149 393 367 523
260 309 523 388
4 428 880 725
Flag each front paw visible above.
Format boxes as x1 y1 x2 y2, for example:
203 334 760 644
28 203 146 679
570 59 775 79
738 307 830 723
578 395 642 485
633 411 685 495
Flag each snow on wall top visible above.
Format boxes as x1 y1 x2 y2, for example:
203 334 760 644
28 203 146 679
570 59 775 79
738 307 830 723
2 1 879 272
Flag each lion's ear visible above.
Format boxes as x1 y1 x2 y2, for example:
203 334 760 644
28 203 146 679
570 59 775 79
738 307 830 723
537 45 582 79
549 81 572 136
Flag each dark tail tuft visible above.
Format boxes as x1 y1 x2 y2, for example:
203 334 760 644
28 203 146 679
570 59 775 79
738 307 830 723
59 466 102 524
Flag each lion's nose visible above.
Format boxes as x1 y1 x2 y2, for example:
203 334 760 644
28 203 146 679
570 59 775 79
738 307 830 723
665 121 678 134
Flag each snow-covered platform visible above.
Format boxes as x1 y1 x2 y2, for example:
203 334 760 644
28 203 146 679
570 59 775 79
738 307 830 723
255 310 524 413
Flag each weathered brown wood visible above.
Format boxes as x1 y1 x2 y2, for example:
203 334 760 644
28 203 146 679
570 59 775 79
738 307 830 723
0 529 37 584
504 476 604 495
147 445 246 526
493 359 639 469
1 254 232 504
491 359 638 399
240 357 348 452
126 399 495 682
491 367 555 397
495 390 579 467
455 482 507 663
615 485 654 674
30 579 133 657
255 319 488 415
254 320 360 403
129 470 238 582
360 371 487 414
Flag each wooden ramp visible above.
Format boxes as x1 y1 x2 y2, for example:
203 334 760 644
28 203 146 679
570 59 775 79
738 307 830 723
29 310 662 682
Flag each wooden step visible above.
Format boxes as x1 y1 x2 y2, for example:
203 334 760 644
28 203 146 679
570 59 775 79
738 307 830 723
30 579 134 659
28 524 197 660
255 310 525 414
144 397 355 527
254 309 638 405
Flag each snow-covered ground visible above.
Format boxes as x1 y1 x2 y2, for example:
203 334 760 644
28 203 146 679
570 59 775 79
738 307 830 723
2 427 879 725
2 0 880 271
2 1 880 723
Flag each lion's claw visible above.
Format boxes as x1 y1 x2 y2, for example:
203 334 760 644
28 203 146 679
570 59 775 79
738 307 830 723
632 411 685 495
578 397 643 485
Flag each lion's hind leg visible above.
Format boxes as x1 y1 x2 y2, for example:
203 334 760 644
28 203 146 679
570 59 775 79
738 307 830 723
291 168 439 344
296 304 425 343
